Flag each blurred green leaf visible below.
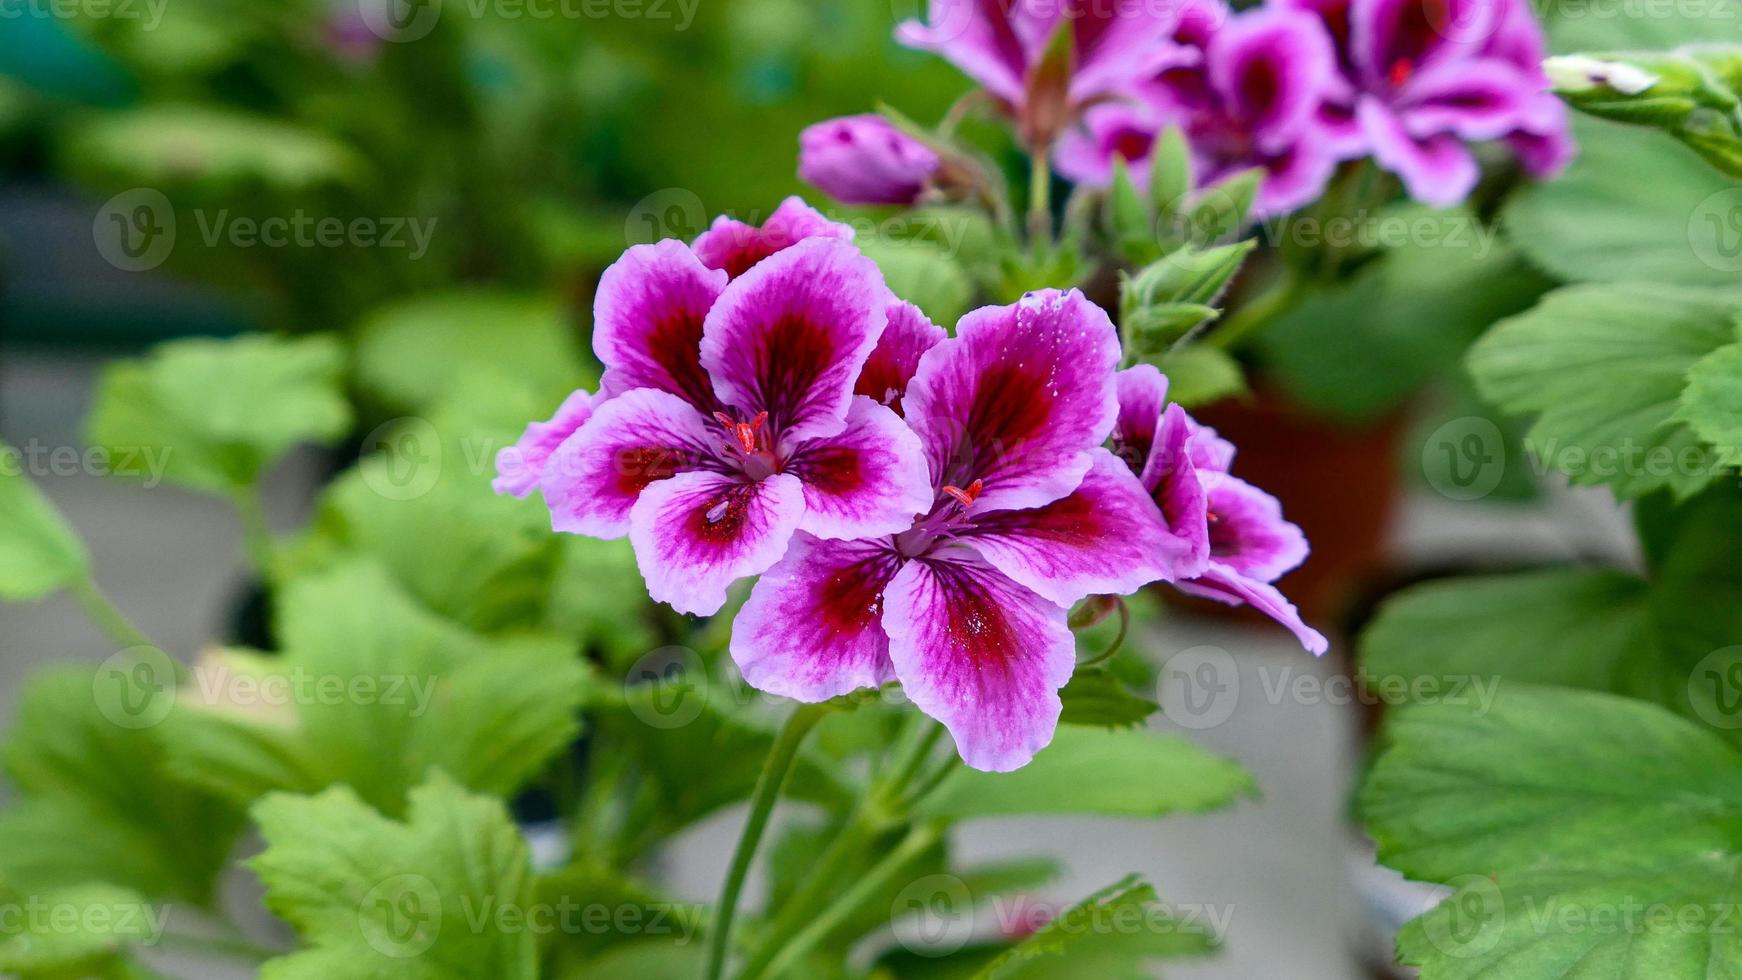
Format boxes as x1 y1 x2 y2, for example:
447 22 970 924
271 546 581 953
1468 282 1740 500
1505 117 1739 288
352 292 587 415
1547 48 1742 178
971 875 1215 979
915 726 1253 819
1058 671 1159 729
86 334 351 494
1676 319 1742 469
0 877 157 977
1142 345 1246 407
858 238 973 328
0 453 89 601
63 105 360 190
250 773 537 979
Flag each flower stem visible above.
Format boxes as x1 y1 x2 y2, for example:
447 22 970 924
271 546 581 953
751 822 946 980
69 578 152 650
1028 146 1053 249
703 702 834 980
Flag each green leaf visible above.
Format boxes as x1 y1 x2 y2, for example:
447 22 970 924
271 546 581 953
0 453 89 601
1104 156 1155 262
1148 125 1192 218
86 334 351 494
914 726 1254 819
0 664 243 905
0 879 161 977
1179 168 1259 246
64 105 360 190
1677 333 1742 469
858 237 973 328
970 875 1215 979
352 292 587 415
1467 282 1740 500
1363 685 1742 977
1261 206 1551 421
1141 345 1246 407
1058 671 1160 729
163 562 587 814
1504 117 1739 288
249 773 537 980
549 536 659 669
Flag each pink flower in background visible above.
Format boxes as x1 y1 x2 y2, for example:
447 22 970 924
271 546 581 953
532 237 932 616
1288 0 1564 205
732 290 1193 771
799 115 942 206
692 196 856 279
1057 4 1342 217
1481 0 1575 178
1112 365 1327 654
896 0 1182 146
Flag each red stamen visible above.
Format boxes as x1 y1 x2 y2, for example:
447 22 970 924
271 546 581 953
713 411 768 455
1388 57 1413 87
942 479 984 507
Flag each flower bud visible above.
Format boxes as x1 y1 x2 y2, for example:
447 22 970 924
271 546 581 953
798 115 942 206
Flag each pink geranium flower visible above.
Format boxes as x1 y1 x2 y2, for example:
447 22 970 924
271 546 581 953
1112 365 1328 654
692 196 856 280
732 290 1193 771
524 235 933 617
799 115 942 206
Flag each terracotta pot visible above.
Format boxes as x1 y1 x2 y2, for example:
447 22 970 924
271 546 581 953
1184 385 1408 631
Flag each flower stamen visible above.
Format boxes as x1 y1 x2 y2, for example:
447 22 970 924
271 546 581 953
713 411 769 455
941 479 984 507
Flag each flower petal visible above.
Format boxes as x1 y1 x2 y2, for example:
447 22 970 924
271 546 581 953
1068 0 1186 103
1350 0 1494 90
1252 129 1339 217
787 397 934 540
1398 57 1533 141
731 533 902 700
855 300 947 417
1201 473 1308 582
692 196 855 280
1177 563 1329 654
700 237 888 444
494 389 593 498
800 115 941 207
883 551 1075 772
1207 7 1335 148
964 448 1192 605
541 388 716 537
1144 404 1213 571
895 0 1031 104
904 288 1120 516
629 470 806 616
1357 96 1477 206
1111 364 1170 476
593 240 729 411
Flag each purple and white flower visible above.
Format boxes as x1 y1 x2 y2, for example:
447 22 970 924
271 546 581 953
1112 365 1328 654
533 236 933 616
692 196 856 280
799 115 942 206
731 289 1193 771
896 0 1182 147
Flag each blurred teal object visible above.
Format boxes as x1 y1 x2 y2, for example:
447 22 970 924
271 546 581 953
0 17 132 105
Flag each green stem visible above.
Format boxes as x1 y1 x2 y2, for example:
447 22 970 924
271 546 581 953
230 485 279 584
1204 266 1306 352
703 702 834 980
1028 146 1053 250
69 578 152 650
749 822 946 980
